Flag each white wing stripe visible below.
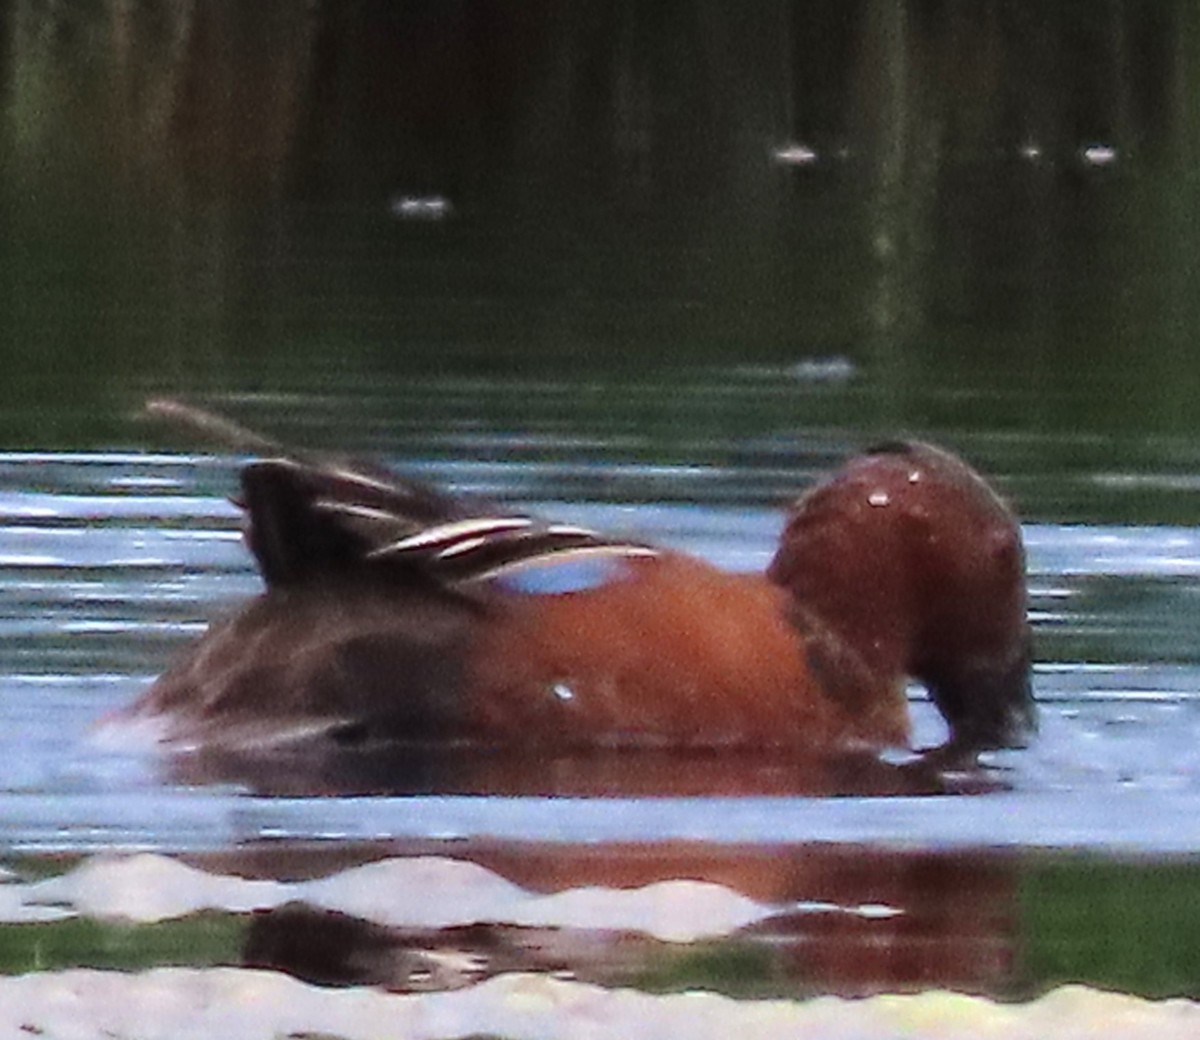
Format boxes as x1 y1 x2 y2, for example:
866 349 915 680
313 500 405 524
544 523 603 538
324 466 410 494
371 516 536 556
434 535 492 560
467 544 658 581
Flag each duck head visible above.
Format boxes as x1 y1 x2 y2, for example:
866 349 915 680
768 441 1036 752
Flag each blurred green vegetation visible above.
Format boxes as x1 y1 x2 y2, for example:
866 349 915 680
1019 855 1200 999
0 914 245 974
2 0 1200 521
635 940 789 998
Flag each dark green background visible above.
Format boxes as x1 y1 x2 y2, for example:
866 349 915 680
3 0 1200 524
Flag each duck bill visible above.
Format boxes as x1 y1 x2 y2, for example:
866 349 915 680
931 644 1038 753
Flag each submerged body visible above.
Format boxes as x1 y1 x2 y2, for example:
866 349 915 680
150 555 906 753
116 406 1036 763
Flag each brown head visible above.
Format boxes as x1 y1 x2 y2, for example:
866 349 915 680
767 441 1035 751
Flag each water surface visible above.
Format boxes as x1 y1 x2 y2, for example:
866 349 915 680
1 442 1198 854
3 0 1200 1012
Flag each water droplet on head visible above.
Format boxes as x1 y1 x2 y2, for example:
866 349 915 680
868 490 890 507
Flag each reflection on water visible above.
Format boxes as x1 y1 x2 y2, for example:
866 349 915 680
2 840 1198 1005
0 447 1199 851
158 744 999 800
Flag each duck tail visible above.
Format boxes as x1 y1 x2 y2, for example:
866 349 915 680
145 397 656 592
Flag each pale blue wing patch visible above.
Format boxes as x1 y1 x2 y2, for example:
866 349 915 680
493 546 651 594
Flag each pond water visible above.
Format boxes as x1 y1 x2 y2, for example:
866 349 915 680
2 437 1200 1013
4 0 1200 1025
2 441 1200 854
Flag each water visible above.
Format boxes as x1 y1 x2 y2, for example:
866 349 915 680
0 443 1198 854
4 2 1200 1014
6 441 1200 1008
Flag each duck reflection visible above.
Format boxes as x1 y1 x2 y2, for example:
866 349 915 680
219 841 1019 998
166 742 1009 796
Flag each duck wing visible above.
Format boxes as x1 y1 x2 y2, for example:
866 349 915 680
147 399 657 590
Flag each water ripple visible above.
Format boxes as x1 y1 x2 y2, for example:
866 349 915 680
0 451 1196 850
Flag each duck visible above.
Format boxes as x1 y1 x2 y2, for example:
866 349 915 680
115 400 1036 770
